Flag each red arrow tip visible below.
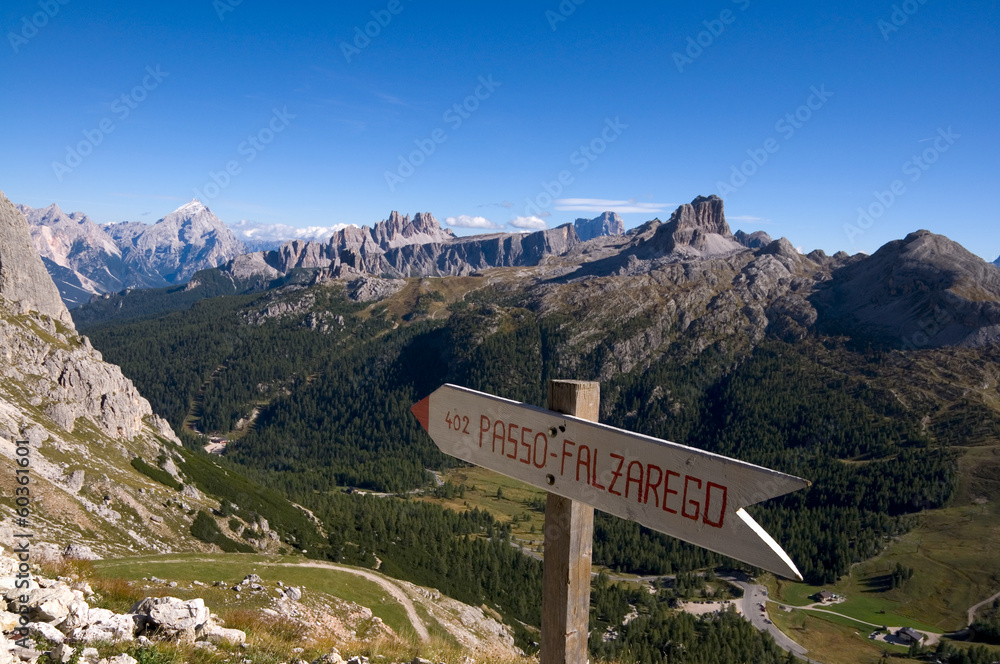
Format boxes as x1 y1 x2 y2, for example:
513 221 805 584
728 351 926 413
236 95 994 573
411 396 430 432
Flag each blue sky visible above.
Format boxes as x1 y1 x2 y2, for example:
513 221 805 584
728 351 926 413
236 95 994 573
2 0 998 259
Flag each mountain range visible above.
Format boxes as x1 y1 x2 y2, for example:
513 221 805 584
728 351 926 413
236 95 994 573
21 201 638 308
4 186 1000 663
17 200 245 307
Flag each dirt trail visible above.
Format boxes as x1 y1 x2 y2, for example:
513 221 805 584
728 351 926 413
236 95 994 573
118 557 430 642
968 589 1000 627
275 561 430 642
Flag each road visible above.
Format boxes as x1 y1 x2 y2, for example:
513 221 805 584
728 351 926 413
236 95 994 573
730 579 817 663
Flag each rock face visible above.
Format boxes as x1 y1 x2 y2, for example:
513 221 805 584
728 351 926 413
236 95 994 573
0 193 73 325
21 199 245 307
574 212 625 241
735 229 773 249
640 194 744 258
812 230 1000 348
16 204 126 307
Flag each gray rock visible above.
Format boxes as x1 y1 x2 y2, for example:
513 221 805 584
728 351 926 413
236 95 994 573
26 621 65 644
199 623 246 645
0 192 73 325
130 597 209 632
284 586 302 602
67 609 142 643
63 470 85 494
106 655 138 664
575 211 625 241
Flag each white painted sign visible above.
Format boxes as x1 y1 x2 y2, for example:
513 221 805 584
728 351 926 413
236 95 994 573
412 384 810 579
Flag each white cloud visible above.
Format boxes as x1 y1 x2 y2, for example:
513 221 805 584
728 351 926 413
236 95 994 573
445 215 502 229
554 198 671 214
509 216 548 230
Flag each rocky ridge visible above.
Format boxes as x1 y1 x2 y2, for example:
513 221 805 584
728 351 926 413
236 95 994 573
574 211 625 241
20 200 245 307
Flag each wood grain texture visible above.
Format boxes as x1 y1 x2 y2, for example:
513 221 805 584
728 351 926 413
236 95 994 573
541 379 598 664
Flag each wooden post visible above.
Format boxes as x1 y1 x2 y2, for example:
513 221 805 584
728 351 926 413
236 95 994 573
542 380 599 664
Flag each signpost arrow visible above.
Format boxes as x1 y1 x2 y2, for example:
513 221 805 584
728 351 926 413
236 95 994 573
412 383 810 580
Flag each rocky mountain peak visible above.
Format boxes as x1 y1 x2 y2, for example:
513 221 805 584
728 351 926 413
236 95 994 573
813 228 1000 347
371 210 454 250
0 192 74 326
639 195 743 258
670 194 731 236
575 211 625 241
735 229 773 249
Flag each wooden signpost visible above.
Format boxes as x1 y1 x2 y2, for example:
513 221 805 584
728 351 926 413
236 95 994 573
411 380 810 664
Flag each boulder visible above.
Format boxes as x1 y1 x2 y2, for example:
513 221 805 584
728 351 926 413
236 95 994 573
59 599 90 631
67 609 142 643
130 597 209 632
285 586 302 602
27 621 65 644
199 623 246 645
107 655 138 664
24 585 78 622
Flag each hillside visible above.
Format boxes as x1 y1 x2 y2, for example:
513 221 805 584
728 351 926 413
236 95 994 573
73 195 1000 663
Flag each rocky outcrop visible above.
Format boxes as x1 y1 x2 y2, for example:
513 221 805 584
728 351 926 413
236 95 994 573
575 212 625 241
639 194 744 258
735 229 773 249
0 193 73 325
812 230 1000 348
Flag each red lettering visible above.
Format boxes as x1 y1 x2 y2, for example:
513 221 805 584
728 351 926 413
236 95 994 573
492 420 505 454
576 445 592 483
663 470 680 514
479 415 490 448
703 482 727 528
533 432 548 468
608 453 625 496
625 460 644 501
682 475 702 521
507 423 519 459
591 449 606 490
519 427 532 464
560 438 576 476
644 464 663 507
